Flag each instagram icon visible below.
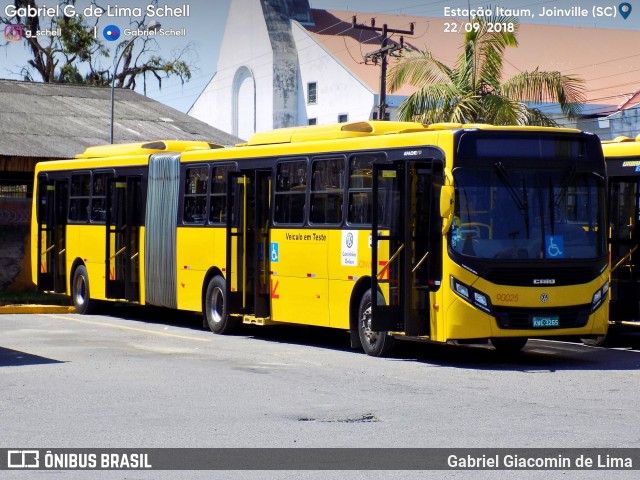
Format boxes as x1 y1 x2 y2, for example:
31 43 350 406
4 24 23 42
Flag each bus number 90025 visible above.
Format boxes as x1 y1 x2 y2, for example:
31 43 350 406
496 293 519 302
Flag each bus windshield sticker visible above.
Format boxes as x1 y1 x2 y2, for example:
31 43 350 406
545 235 565 259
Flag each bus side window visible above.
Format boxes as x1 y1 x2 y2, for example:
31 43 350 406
347 154 384 225
209 165 232 224
91 172 113 223
274 160 307 224
37 175 48 224
69 173 91 223
310 157 344 225
184 166 208 224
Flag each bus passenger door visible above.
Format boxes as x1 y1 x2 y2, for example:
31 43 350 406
371 161 437 336
105 177 142 302
37 177 68 293
253 170 271 318
226 170 271 318
609 177 640 321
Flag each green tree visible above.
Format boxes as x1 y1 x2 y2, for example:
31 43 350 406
387 17 584 126
1 0 192 89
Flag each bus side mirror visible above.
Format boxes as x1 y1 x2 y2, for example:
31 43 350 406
440 185 455 234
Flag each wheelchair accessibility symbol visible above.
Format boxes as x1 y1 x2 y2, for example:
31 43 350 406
270 242 279 262
545 235 564 259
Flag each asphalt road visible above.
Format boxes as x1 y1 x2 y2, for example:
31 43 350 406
2 307 640 480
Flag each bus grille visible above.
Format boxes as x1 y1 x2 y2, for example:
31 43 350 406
493 305 591 330
484 267 597 286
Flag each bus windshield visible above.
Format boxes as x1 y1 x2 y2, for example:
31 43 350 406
449 165 606 260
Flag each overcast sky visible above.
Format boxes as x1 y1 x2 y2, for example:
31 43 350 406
1 0 639 113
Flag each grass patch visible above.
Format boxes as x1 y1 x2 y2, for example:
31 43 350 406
0 291 71 306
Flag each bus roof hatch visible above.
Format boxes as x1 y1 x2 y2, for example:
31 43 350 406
239 121 429 146
75 140 221 159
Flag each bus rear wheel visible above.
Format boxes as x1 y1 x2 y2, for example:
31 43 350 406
358 289 395 357
490 337 528 353
204 276 239 334
72 265 96 315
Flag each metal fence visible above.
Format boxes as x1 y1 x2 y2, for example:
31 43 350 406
0 183 29 199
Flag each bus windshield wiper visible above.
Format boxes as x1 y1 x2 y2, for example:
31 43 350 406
494 162 530 238
554 163 577 208
548 177 554 236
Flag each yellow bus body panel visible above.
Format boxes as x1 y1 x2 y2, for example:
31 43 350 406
268 228 390 329
68 224 108 299
269 228 329 326
175 226 227 313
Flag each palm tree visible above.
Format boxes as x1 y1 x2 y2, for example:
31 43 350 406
387 17 585 126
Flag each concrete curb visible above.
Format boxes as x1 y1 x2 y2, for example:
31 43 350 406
0 305 76 314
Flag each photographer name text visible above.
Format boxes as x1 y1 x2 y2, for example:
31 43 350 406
4 4 190 19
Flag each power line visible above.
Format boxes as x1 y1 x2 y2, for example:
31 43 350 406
352 16 415 120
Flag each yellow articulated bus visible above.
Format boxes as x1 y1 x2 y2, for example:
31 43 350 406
587 135 640 345
32 122 609 356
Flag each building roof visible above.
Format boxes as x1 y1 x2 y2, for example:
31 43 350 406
0 79 241 158
618 90 640 111
306 9 640 116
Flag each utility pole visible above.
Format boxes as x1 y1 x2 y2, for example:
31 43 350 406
352 16 414 121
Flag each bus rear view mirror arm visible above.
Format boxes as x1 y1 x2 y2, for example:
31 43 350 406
440 185 455 234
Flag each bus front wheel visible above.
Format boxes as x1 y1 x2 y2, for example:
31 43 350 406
72 265 96 315
581 333 613 348
358 289 395 357
204 276 239 334
490 337 528 353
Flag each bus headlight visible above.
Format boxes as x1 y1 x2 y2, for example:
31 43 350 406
474 291 488 307
454 281 469 298
451 276 492 314
591 283 608 312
